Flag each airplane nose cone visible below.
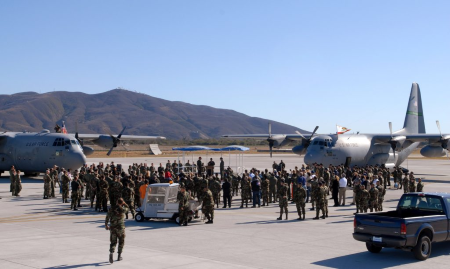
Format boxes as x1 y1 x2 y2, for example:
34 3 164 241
304 151 318 165
68 152 86 170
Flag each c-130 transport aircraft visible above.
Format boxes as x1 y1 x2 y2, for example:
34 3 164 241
0 126 165 175
223 83 449 168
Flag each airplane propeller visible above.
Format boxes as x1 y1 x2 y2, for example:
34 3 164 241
304 126 319 148
436 120 449 160
107 126 126 156
389 122 397 158
75 122 84 146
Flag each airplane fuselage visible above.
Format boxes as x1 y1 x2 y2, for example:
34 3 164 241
299 134 419 168
0 130 86 174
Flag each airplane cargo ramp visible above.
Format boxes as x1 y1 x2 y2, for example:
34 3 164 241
149 144 163 155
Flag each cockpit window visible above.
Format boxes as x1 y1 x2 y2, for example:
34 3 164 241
313 141 318 145
53 138 64 147
319 141 324 146
70 140 77 145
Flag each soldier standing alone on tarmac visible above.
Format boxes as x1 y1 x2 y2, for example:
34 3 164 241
202 186 215 224
105 198 129 264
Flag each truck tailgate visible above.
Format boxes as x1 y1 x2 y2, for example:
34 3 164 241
355 214 403 236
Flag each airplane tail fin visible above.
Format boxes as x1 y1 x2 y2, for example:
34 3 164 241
401 82 426 134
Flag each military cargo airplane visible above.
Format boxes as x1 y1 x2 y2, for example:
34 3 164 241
0 127 165 175
223 83 449 169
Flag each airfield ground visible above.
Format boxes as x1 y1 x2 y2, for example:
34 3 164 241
1 154 450 269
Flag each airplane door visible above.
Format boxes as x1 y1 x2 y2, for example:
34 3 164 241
345 157 352 167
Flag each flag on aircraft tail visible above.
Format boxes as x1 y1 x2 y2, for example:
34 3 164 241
61 121 68 134
336 125 351 134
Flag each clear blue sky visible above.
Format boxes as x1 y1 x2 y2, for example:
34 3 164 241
1 1 449 134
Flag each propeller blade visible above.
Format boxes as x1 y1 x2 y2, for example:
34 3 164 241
269 145 273 158
389 122 393 137
107 146 114 156
310 126 319 138
268 122 272 138
295 130 306 139
117 126 126 139
436 120 442 137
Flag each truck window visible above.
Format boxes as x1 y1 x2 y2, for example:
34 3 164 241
399 195 444 212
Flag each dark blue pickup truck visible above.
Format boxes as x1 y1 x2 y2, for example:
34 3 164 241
353 193 450 260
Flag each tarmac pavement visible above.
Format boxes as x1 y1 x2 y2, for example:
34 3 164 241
1 154 450 269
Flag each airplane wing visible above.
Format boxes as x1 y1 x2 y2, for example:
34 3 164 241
73 134 166 140
373 134 449 145
222 134 309 141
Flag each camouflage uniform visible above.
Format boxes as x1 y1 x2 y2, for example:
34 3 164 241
369 187 379 212
310 180 319 209
322 185 329 217
105 205 129 255
122 187 135 219
43 173 51 198
61 174 70 203
359 188 369 213
314 186 326 219
210 179 221 208
409 179 416 193
376 184 385 211
293 185 306 220
277 184 288 220
90 175 99 208
98 178 109 212
269 175 277 203
416 181 424 192
110 181 123 208
177 191 190 225
202 189 215 223
232 176 240 196
402 176 409 194
50 169 58 197
240 178 251 208
14 173 22 196
9 169 15 193
354 185 362 213
261 177 270 206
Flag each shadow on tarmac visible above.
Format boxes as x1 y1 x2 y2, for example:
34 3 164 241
312 241 450 269
42 262 110 268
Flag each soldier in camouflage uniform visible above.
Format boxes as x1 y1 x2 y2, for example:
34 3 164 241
90 172 99 208
293 184 306 220
313 182 326 219
110 177 123 209
70 176 81 210
9 166 15 194
122 182 135 219
369 183 379 212
376 181 385 211
402 174 409 194
98 175 109 212
322 180 329 217
43 170 51 199
269 173 278 203
359 185 369 213
177 185 191 226
210 178 221 208
105 198 129 264
50 167 59 198
277 179 288 220
354 182 362 214
240 176 251 208
310 177 319 210
61 170 70 203
409 177 416 193
416 178 424 192
261 175 270 206
202 186 215 224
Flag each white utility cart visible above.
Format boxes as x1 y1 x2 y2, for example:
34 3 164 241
134 183 202 223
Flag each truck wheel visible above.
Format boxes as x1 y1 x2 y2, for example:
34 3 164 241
135 212 144 222
413 235 431 261
366 242 382 253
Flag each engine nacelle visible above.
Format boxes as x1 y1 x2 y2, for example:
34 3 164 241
420 145 446 158
270 135 287 148
292 145 307 155
92 135 114 148
82 146 94 156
